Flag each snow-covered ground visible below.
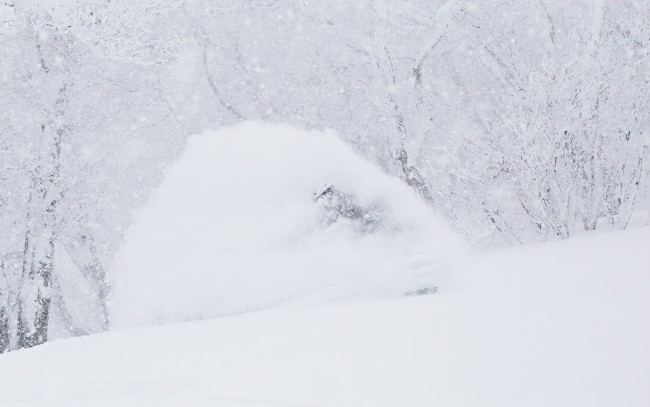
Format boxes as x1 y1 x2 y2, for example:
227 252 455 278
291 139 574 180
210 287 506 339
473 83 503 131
0 225 648 407
2 124 648 407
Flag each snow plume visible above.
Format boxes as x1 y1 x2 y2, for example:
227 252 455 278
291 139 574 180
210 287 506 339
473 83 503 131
110 123 462 326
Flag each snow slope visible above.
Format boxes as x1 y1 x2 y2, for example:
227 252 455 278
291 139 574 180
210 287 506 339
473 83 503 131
1 226 649 407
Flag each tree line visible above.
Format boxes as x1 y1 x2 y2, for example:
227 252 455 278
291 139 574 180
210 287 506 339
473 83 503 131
1 0 648 351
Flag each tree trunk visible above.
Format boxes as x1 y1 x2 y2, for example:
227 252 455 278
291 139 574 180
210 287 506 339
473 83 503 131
0 263 9 353
16 106 65 350
17 143 60 349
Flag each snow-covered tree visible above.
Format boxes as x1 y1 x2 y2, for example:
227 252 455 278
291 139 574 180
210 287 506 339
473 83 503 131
0 0 185 350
